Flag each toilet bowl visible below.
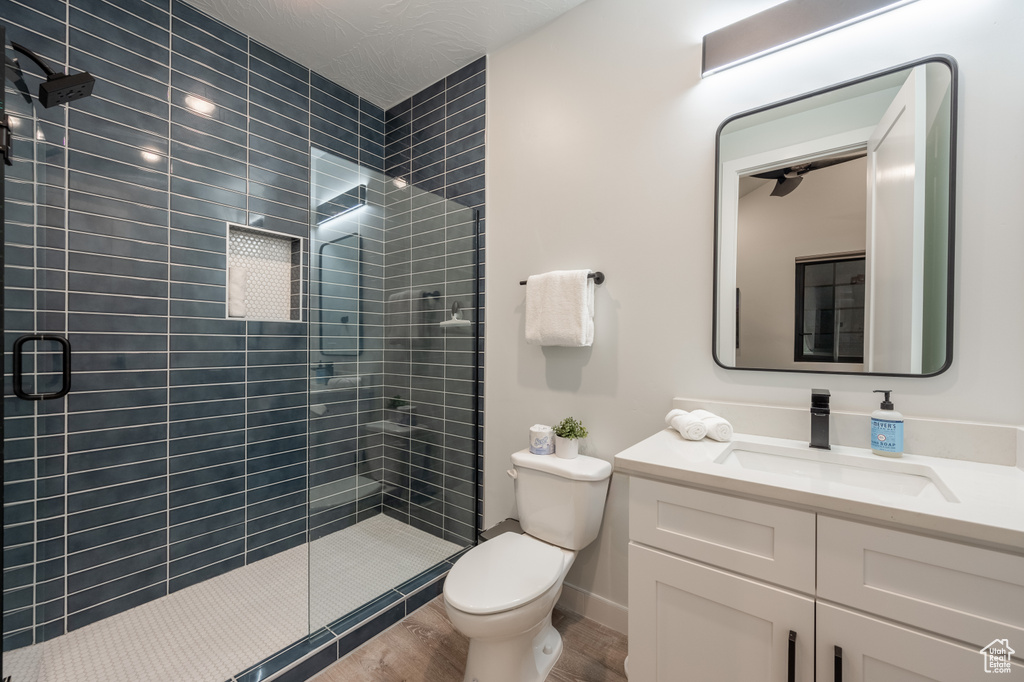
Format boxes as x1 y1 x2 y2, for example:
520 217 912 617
443 450 612 682
444 532 575 682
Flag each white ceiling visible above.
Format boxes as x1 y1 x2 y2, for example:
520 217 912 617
184 0 588 110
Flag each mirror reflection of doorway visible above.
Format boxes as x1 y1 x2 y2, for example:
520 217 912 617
794 255 865 364
735 156 867 370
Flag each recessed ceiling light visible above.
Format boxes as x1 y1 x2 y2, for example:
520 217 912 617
184 94 217 115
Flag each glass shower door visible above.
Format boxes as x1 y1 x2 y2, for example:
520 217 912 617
3 23 74 674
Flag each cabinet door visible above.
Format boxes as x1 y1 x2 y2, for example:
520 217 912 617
817 602 1024 682
628 542 814 682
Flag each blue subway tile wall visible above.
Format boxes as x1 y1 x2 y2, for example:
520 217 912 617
1 0 394 651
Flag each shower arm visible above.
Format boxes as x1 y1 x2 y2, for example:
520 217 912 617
9 41 95 108
10 42 59 79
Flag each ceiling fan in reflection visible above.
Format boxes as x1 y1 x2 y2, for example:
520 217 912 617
752 151 866 197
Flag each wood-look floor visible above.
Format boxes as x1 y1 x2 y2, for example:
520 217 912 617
310 596 628 682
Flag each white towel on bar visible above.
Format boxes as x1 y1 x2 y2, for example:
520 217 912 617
525 270 595 347
228 266 247 318
689 409 734 442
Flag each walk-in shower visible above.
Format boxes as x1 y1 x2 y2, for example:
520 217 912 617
2 4 485 679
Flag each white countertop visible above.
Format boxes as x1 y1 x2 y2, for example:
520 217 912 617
615 429 1024 553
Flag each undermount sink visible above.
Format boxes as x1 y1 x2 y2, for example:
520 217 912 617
714 440 959 503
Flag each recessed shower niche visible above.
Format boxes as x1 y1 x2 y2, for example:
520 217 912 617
226 225 303 321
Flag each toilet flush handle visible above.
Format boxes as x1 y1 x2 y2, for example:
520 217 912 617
506 469 517 479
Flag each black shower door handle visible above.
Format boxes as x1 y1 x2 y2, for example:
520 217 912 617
12 334 72 400
788 630 797 682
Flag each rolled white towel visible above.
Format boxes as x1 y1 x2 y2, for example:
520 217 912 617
665 410 707 441
664 409 686 426
672 414 707 441
689 409 733 442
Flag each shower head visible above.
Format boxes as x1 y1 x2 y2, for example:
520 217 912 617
38 71 95 107
10 41 95 108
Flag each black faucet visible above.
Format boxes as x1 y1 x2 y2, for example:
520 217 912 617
810 389 831 450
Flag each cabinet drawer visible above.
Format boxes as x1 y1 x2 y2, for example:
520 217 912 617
629 477 816 593
818 516 1024 649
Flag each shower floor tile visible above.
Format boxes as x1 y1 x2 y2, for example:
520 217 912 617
3 514 462 682
310 515 462 632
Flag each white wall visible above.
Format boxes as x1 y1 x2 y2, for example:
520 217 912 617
484 0 1024 616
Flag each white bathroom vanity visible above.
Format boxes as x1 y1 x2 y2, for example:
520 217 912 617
616 426 1024 681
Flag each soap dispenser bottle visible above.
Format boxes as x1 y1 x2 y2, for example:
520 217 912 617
871 390 904 457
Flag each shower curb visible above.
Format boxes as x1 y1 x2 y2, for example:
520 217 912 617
226 560 461 682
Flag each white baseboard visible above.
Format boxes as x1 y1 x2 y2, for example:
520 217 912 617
556 581 628 635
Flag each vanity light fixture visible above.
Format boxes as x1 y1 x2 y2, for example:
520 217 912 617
702 0 921 77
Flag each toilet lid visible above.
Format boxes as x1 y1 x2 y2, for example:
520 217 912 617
445 533 565 615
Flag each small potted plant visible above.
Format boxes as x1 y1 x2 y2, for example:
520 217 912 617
553 417 588 459
387 395 415 425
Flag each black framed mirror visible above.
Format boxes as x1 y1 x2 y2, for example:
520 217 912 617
713 55 957 376
316 231 361 356
311 148 366 357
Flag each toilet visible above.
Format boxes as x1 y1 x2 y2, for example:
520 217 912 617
443 450 612 682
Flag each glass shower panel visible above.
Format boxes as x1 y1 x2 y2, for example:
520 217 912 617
393 190 478 547
440 202 480 545
307 147 477 634
307 147 392 631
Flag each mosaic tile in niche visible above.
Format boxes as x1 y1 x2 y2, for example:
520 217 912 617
227 226 300 321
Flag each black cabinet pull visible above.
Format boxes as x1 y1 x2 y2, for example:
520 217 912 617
834 645 843 682
788 630 797 682
13 334 71 400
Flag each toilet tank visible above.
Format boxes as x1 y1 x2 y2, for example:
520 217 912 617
511 451 612 550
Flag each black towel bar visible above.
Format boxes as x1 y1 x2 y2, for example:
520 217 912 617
519 271 604 286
